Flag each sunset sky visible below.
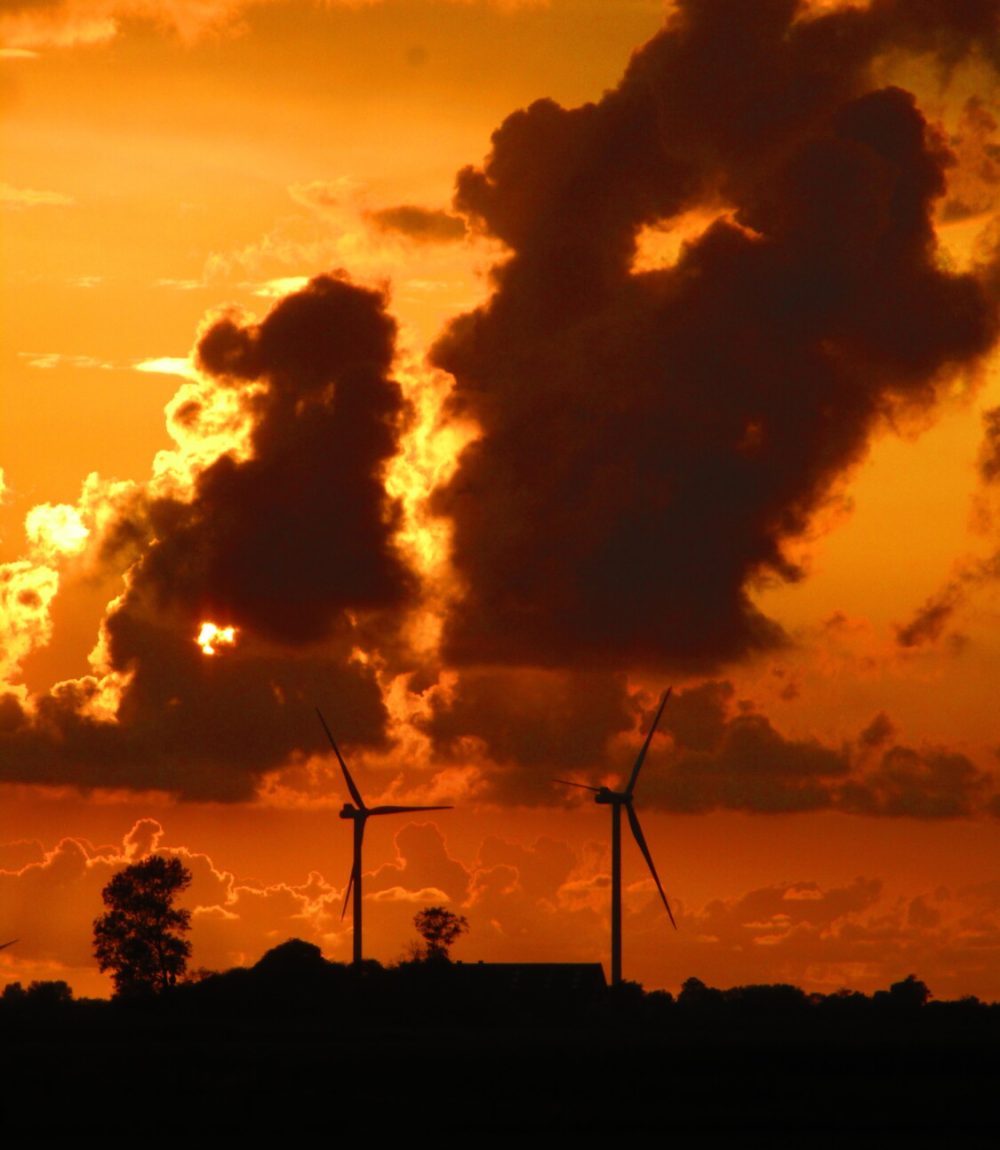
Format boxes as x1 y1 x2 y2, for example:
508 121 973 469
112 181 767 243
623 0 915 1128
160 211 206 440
3 0 1000 1001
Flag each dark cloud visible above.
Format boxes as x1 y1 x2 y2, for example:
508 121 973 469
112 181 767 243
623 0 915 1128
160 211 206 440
658 679 734 753
0 601 393 802
172 273 416 642
859 711 895 748
895 587 961 647
431 0 1000 672
0 274 418 800
650 706 850 815
652 685 996 818
565 681 995 818
670 875 959 993
907 893 942 928
895 392 1000 647
367 205 467 244
842 744 993 817
696 877 884 940
8 5 1000 813
422 673 998 818
895 548 1000 648
475 834 576 906
367 822 471 920
940 97 1000 223
420 668 637 803
0 694 25 734
978 405 1000 483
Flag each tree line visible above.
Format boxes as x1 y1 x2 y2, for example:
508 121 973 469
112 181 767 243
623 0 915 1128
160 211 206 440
3 854 994 1027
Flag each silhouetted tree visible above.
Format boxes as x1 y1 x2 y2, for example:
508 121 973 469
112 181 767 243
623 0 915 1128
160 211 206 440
1 981 26 1006
93 855 192 997
413 906 468 962
888 974 931 1008
678 976 723 1009
26 979 73 1007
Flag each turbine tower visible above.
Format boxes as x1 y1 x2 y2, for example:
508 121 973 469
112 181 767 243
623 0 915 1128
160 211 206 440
556 688 675 987
317 709 452 967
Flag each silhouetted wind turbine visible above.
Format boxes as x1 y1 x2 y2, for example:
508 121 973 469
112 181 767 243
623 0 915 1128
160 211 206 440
555 688 675 987
316 709 452 967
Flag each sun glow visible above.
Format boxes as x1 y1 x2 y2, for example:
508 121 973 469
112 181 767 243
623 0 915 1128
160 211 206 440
24 503 89 560
151 372 260 498
197 622 237 656
386 354 478 577
383 352 480 655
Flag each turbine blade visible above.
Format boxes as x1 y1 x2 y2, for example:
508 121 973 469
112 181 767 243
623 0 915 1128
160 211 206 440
626 803 676 929
369 805 453 815
340 864 357 921
554 778 602 793
0 939 17 951
625 687 672 796
316 708 366 810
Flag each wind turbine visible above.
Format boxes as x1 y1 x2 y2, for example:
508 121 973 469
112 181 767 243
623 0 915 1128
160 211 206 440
556 688 675 987
316 709 452 967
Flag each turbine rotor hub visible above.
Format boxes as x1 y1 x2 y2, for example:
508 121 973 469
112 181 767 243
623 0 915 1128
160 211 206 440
595 788 626 805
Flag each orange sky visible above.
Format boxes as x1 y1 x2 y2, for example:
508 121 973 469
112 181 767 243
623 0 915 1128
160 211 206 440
2 0 1000 1001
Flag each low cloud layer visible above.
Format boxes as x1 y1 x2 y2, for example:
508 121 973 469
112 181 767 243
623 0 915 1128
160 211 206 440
440 679 999 818
0 819 344 989
3 818 999 1001
645 682 995 818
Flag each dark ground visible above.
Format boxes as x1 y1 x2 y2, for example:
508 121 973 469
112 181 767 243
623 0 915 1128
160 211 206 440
2 959 997 1135
3 1013 997 1134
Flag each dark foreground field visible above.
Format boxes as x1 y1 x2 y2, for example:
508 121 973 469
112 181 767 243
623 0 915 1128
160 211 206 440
4 1021 999 1135
2 956 997 1135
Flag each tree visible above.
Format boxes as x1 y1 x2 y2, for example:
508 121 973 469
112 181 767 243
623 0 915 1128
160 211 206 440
888 974 931 1008
93 855 192 997
413 906 468 962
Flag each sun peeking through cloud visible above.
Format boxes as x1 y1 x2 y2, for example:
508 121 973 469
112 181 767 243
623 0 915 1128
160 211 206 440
197 622 237 656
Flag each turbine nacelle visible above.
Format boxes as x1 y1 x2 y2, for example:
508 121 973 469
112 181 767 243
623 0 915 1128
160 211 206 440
554 687 675 985
317 707 453 965
594 787 628 805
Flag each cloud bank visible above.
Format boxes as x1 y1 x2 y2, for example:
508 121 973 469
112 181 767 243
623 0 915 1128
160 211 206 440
3 1 1000 816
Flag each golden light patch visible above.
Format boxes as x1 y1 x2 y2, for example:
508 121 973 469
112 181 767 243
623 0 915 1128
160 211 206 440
383 351 481 661
152 375 259 499
24 503 89 560
386 355 478 577
631 207 748 274
43 670 127 724
197 622 237 656
0 560 60 683
133 356 199 380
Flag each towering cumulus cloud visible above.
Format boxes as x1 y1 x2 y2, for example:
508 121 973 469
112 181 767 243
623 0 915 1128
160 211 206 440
432 0 1000 672
1 275 415 799
4 2 1000 809
160 273 413 643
